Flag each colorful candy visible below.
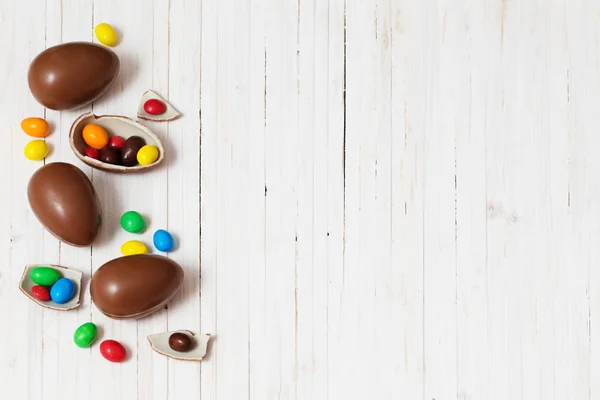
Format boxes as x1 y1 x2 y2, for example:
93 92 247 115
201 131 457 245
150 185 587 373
108 135 126 150
24 140 48 161
84 147 100 160
74 322 97 348
121 240 148 256
143 99 166 115
168 332 192 352
95 23 117 47
121 136 146 166
50 277 75 304
137 145 159 166
153 229 174 252
21 117 49 138
121 211 146 233
30 267 61 286
31 285 51 301
100 147 120 165
82 124 109 150
100 340 127 362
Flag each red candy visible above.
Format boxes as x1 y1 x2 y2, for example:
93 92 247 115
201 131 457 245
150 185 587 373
31 285 51 301
100 340 127 362
143 99 166 115
84 147 100 160
108 136 126 150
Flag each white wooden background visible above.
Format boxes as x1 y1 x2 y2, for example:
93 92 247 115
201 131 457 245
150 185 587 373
0 0 597 399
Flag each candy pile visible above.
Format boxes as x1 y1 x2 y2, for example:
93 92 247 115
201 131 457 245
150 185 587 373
82 123 159 167
22 117 50 161
73 321 126 363
29 266 75 304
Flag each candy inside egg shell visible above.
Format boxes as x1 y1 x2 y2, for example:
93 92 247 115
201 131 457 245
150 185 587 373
19 264 83 311
137 90 181 122
147 330 211 361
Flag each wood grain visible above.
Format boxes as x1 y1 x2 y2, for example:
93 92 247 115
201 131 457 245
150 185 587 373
1 0 598 399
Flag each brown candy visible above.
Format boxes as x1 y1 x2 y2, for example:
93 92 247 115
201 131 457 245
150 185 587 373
28 42 119 111
100 146 120 165
90 255 184 319
121 136 146 166
27 163 102 246
168 332 193 352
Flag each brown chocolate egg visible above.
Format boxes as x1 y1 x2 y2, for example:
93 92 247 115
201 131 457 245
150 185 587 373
28 163 102 246
28 42 120 110
168 332 193 352
90 255 184 319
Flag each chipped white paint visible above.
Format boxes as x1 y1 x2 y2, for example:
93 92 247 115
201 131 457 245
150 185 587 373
0 0 596 399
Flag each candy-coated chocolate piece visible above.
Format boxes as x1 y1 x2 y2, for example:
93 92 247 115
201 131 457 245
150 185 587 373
30 267 62 287
50 278 75 304
137 145 159 166
121 240 148 256
28 42 119 111
82 124 109 150
31 285 51 301
143 99 166 115
28 163 102 246
121 136 146 166
153 229 174 252
100 147 120 165
24 140 48 161
108 135 126 150
100 340 126 362
90 255 184 319
74 322 97 348
95 23 117 47
84 147 100 160
168 332 192 352
21 117 49 138
120 211 145 233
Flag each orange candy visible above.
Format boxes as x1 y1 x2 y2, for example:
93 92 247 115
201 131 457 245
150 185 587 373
21 117 49 138
82 124 109 149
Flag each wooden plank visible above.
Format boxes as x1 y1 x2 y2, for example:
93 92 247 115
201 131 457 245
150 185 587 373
166 0 202 398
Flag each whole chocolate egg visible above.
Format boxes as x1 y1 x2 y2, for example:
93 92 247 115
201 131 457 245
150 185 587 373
28 42 120 110
90 255 184 319
28 163 102 246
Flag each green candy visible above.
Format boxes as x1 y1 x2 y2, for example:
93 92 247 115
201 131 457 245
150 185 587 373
74 322 97 348
30 267 61 287
120 211 146 233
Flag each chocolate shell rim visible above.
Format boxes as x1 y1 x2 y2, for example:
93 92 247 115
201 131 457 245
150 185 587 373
19 264 83 311
147 330 211 361
69 112 165 173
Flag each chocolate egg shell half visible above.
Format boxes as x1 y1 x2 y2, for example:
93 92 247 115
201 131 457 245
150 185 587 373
147 331 211 361
28 42 119 111
28 162 102 246
90 255 184 319
70 112 164 173
19 265 83 311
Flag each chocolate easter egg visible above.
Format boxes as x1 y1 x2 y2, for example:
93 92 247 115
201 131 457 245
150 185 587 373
28 42 120 110
90 255 184 319
28 163 102 246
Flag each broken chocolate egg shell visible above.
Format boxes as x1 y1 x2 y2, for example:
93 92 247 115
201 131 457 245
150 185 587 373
137 90 181 122
70 112 164 173
147 331 211 361
19 265 83 311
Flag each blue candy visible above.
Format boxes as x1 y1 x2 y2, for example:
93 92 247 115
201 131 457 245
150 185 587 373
153 229 174 252
50 278 75 304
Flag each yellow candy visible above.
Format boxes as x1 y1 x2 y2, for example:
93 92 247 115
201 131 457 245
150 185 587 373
137 145 159 166
95 23 117 47
24 140 48 161
121 240 148 256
